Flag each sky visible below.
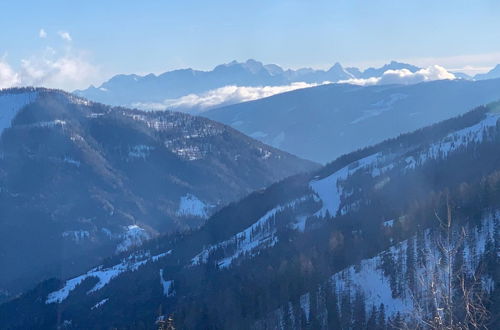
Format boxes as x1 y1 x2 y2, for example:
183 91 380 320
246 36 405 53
1 0 500 90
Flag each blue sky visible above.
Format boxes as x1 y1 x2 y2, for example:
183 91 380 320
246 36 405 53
1 0 500 89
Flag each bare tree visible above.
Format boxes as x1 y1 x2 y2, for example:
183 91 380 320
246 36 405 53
401 197 490 330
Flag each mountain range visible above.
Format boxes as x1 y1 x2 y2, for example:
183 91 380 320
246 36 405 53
0 88 316 301
3 100 499 329
474 64 500 80
74 59 500 115
74 60 422 109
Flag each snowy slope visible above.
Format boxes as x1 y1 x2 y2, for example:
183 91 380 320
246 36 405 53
3 102 500 329
191 109 500 270
46 250 171 304
258 212 497 329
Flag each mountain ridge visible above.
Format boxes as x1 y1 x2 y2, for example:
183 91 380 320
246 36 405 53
74 59 420 108
2 101 499 329
204 78 500 163
0 87 317 300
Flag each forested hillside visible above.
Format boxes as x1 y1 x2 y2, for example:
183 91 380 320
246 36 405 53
0 88 316 302
1 102 499 329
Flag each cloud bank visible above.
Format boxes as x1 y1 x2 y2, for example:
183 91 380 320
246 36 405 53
339 65 455 86
20 49 98 90
0 31 99 91
133 82 329 112
0 61 21 89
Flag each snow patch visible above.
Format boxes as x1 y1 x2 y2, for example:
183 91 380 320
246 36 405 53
311 153 382 217
62 230 90 242
192 196 308 268
115 225 150 253
383 219 395 227
410 114 498 169
176 194 208 218
127 145 154 160
292 215 308 232
351 93 407 124
159 269 175 297
91 298 108 310
46 250 171 304
63 156 81 167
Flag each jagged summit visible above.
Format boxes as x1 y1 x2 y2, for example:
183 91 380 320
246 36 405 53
74 60 421 109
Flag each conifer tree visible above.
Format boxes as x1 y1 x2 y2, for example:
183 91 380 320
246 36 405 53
366 305 378 330
377 303 386 330
325 280 341 329
352 290 366 329
340 290 352 330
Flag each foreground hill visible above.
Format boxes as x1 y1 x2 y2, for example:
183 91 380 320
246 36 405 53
0 88 316 300
204 78 500 163
3 101 499 329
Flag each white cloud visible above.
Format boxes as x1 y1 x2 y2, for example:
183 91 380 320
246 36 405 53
0 48 100 91
0 60 21 89
21 54 98 90
339 65 455 86
132 82 329 112
39 29 47 38
347 52 500 76
58 31 72 42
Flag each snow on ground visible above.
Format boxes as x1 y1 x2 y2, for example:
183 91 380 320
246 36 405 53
46 250 171 304
91 298 109 310
18 119 66 129
192 196 309 268
63 156 81 167
312 113 500 219
406 113 499 170
176 194 209 218
300 293 311 322
333 242 412 316
258 147 272 159
62 230 90 242
292 215 308 232
310 153 382 217
285 211 497 324
0 91 38 136
127 144 155 160
159 269 175 297
115 225 150 253
383 219 395 227
351 93 407 124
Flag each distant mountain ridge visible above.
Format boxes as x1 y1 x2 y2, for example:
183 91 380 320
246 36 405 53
74 60 421 108
474 64 500 80
204 78 500 163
